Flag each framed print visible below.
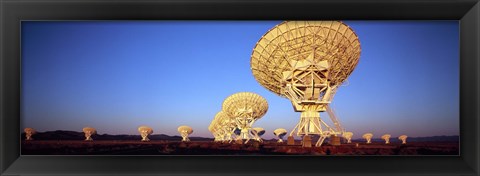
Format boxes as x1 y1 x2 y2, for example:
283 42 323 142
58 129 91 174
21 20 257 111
1 0 479 175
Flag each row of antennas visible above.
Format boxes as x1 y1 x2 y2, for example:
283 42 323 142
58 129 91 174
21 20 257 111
24 127 408 145
359 133 409 144
23 126 194 142
209 92 273 144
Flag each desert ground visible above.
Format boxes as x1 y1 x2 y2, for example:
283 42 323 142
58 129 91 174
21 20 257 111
21 140 459 155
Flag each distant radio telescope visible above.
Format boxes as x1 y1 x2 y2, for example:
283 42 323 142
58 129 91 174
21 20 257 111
273 128 287 143
250 127 266 142
399 135 408 144
217 111 236 143
222 92 268 144
250 21 361 147
177 125 193 142
381 134 391 144
82 127 96 141
24 128 36 140
362 133 373 144
220 113 237 143
138 126 153 142
209 111 226 142
342 131 353 143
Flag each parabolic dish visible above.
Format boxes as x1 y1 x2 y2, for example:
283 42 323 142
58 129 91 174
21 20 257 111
342 131 353 137
138 126 153 134
214 111 229 121
250 21 361 97
24 128 36 133
178 125 193 134
274 128 287 136
82 127 96 133
222 92 268 120
251 127 265 136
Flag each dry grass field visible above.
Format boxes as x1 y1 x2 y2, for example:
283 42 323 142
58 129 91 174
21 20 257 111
21 140 459 155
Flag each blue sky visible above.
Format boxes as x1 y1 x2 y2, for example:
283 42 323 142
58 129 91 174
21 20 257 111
21 21 459 139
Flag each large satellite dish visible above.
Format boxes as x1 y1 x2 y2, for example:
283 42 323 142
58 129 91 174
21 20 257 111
250 21 361 147
222 92 268 144
208 111 236 143
218 111 237 143
209 112 225 142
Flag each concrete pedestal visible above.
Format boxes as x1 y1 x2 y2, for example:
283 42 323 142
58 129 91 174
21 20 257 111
235 139 243 144
287 136 295 145
330 135 341 146
302 135 312 148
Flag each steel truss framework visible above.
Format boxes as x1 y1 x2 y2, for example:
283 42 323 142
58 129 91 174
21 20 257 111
209 112 227 142
250 21 361 147
208 111 237 143
222 92 268 144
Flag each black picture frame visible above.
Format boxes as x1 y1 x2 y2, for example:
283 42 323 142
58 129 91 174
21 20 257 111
1 0 479 175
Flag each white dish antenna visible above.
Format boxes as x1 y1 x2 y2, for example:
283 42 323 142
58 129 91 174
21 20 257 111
24 128 36 141
398 135 408 144
82 127 96 141
273 128 287 143
178 125 193 142
362 133 373 144
138 126 153 142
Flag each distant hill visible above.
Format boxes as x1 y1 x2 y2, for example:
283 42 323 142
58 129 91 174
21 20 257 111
21 130 213 141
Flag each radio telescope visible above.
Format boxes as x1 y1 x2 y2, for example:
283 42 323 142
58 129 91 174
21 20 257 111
399 135 408 144
217 111 237 143
342 131 353 143
250 21 361 147
209 112 228 142
273 128 287 143
82 127 96 141
138 126 153 142
222 92 268 144
24 128 36 140
250 127 266 142
209 111 225 142
178 125 193 142
362 133 373 144
381 134 391 144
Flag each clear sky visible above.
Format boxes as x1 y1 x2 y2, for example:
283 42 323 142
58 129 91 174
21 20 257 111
21 21 459 140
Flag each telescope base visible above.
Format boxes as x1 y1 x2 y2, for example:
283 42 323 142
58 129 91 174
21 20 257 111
235 139 244 144
302 135 312 148
329 135 341 146
287 136 295 145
